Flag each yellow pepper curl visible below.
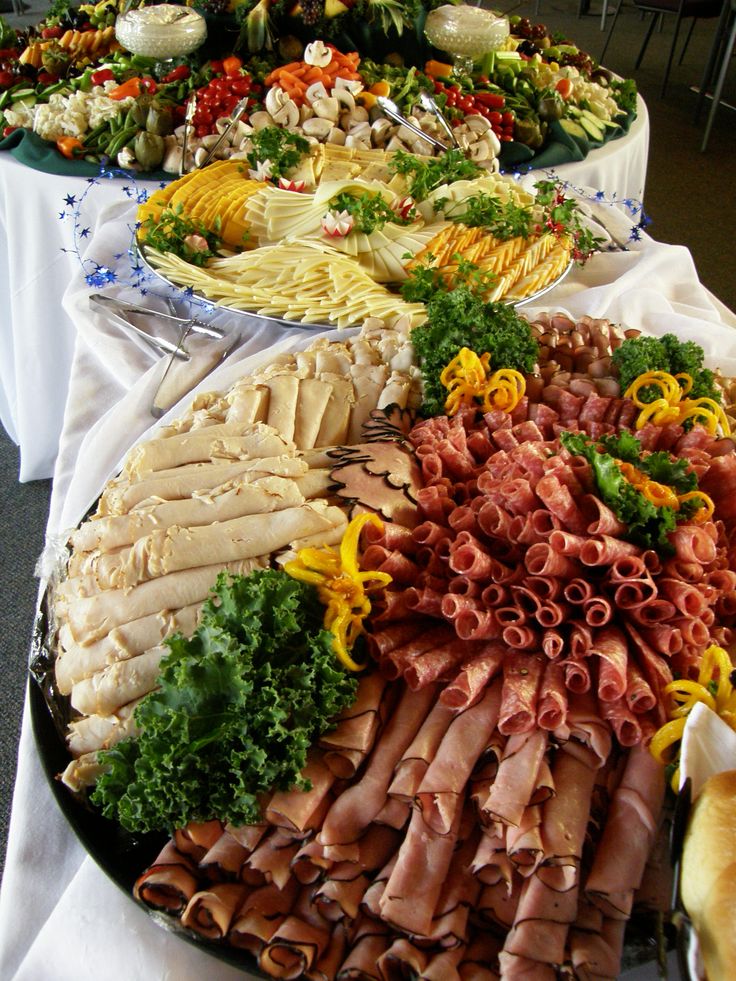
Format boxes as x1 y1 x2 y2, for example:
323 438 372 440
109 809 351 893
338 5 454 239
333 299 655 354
616 459 713 520
283 512 392 672
625 370 731 437
650 644 736 790
440 347 526 417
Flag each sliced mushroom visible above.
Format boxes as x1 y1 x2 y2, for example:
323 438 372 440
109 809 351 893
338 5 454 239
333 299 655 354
248 111 273 131
272 100 300 128
305 80 329 105
371 118 393 146
194 146 209 167
345 132 371 149
468 140 491 162
334 76 363 95
332 87 356 111
326 127 346 145
313 97 340 122
265 85 289 117
464 114 493 134
348 120 372 140
304 39 332 68
302 116 334 139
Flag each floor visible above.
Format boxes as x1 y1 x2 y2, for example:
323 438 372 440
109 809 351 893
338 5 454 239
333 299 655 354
0 0 734 880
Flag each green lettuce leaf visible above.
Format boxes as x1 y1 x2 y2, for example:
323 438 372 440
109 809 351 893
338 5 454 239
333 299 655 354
91 569 358 834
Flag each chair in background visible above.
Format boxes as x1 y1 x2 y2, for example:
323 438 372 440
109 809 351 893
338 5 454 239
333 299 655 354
600 0 724 97
696 0 736 149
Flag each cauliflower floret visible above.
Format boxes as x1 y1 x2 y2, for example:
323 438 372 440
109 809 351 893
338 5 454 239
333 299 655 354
4 103 35 129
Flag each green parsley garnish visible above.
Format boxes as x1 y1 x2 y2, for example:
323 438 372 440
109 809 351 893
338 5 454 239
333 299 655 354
246 125 310 180
407 261 538 417
612 333 721 408
329 191 412 234
388 148 482 202
139 202 221 266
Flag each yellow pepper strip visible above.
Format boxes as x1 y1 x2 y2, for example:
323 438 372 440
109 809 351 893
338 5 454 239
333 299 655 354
625 370 730 436
698 643 734 712
441 347 526 417
640 480 680 509
634 398 681 429
650 717 687 765
664 679 717 717
651 644 736 789
614 459 715 523
283 512 392 672
625 370 684 407
678 491 714 524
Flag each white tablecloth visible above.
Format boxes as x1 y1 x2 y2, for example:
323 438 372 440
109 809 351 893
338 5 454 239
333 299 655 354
0 96 648 482
0 187 733 978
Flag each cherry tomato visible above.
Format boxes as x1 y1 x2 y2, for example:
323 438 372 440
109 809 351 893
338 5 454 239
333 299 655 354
0 70 15 89
502 110 515 126
41 26 63 39
490 111 502 125
2 124 18 137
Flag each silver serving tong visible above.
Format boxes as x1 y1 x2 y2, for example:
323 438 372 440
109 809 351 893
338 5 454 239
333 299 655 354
418 90 461 149
89 294 191 360
376 96 448 153
90 293 226 339
197 96 249 169
180 95 196 177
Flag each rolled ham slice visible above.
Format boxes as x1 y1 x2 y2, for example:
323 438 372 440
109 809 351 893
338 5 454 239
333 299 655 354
387 700 456 804
318 684 436 846
584 744 664 919
318 671 390 780
378 795 464 937
258 888 332 980
133 841 200 913
181 882 248 939
481 730 547 830
416 681 502 835
537 745 599 890
265 754 336 833
228 878 299 954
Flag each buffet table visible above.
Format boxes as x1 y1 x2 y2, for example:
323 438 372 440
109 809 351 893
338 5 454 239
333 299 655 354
0 95 649 483
0 186 734 978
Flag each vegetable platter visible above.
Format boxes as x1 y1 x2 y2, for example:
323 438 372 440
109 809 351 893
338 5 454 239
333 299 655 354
0 0 637 177
133 143 595 329
31 286 736 979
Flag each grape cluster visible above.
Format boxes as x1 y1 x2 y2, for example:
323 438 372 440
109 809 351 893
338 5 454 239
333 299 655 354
512 17 549 40
560 50 594 75
299 0 325 26
198 0 231 15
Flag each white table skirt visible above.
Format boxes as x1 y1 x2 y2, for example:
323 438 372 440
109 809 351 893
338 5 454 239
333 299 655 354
0 96 648 482
0 185 733 977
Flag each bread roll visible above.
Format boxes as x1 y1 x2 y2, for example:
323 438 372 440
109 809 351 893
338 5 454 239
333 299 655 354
680 769 736 981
